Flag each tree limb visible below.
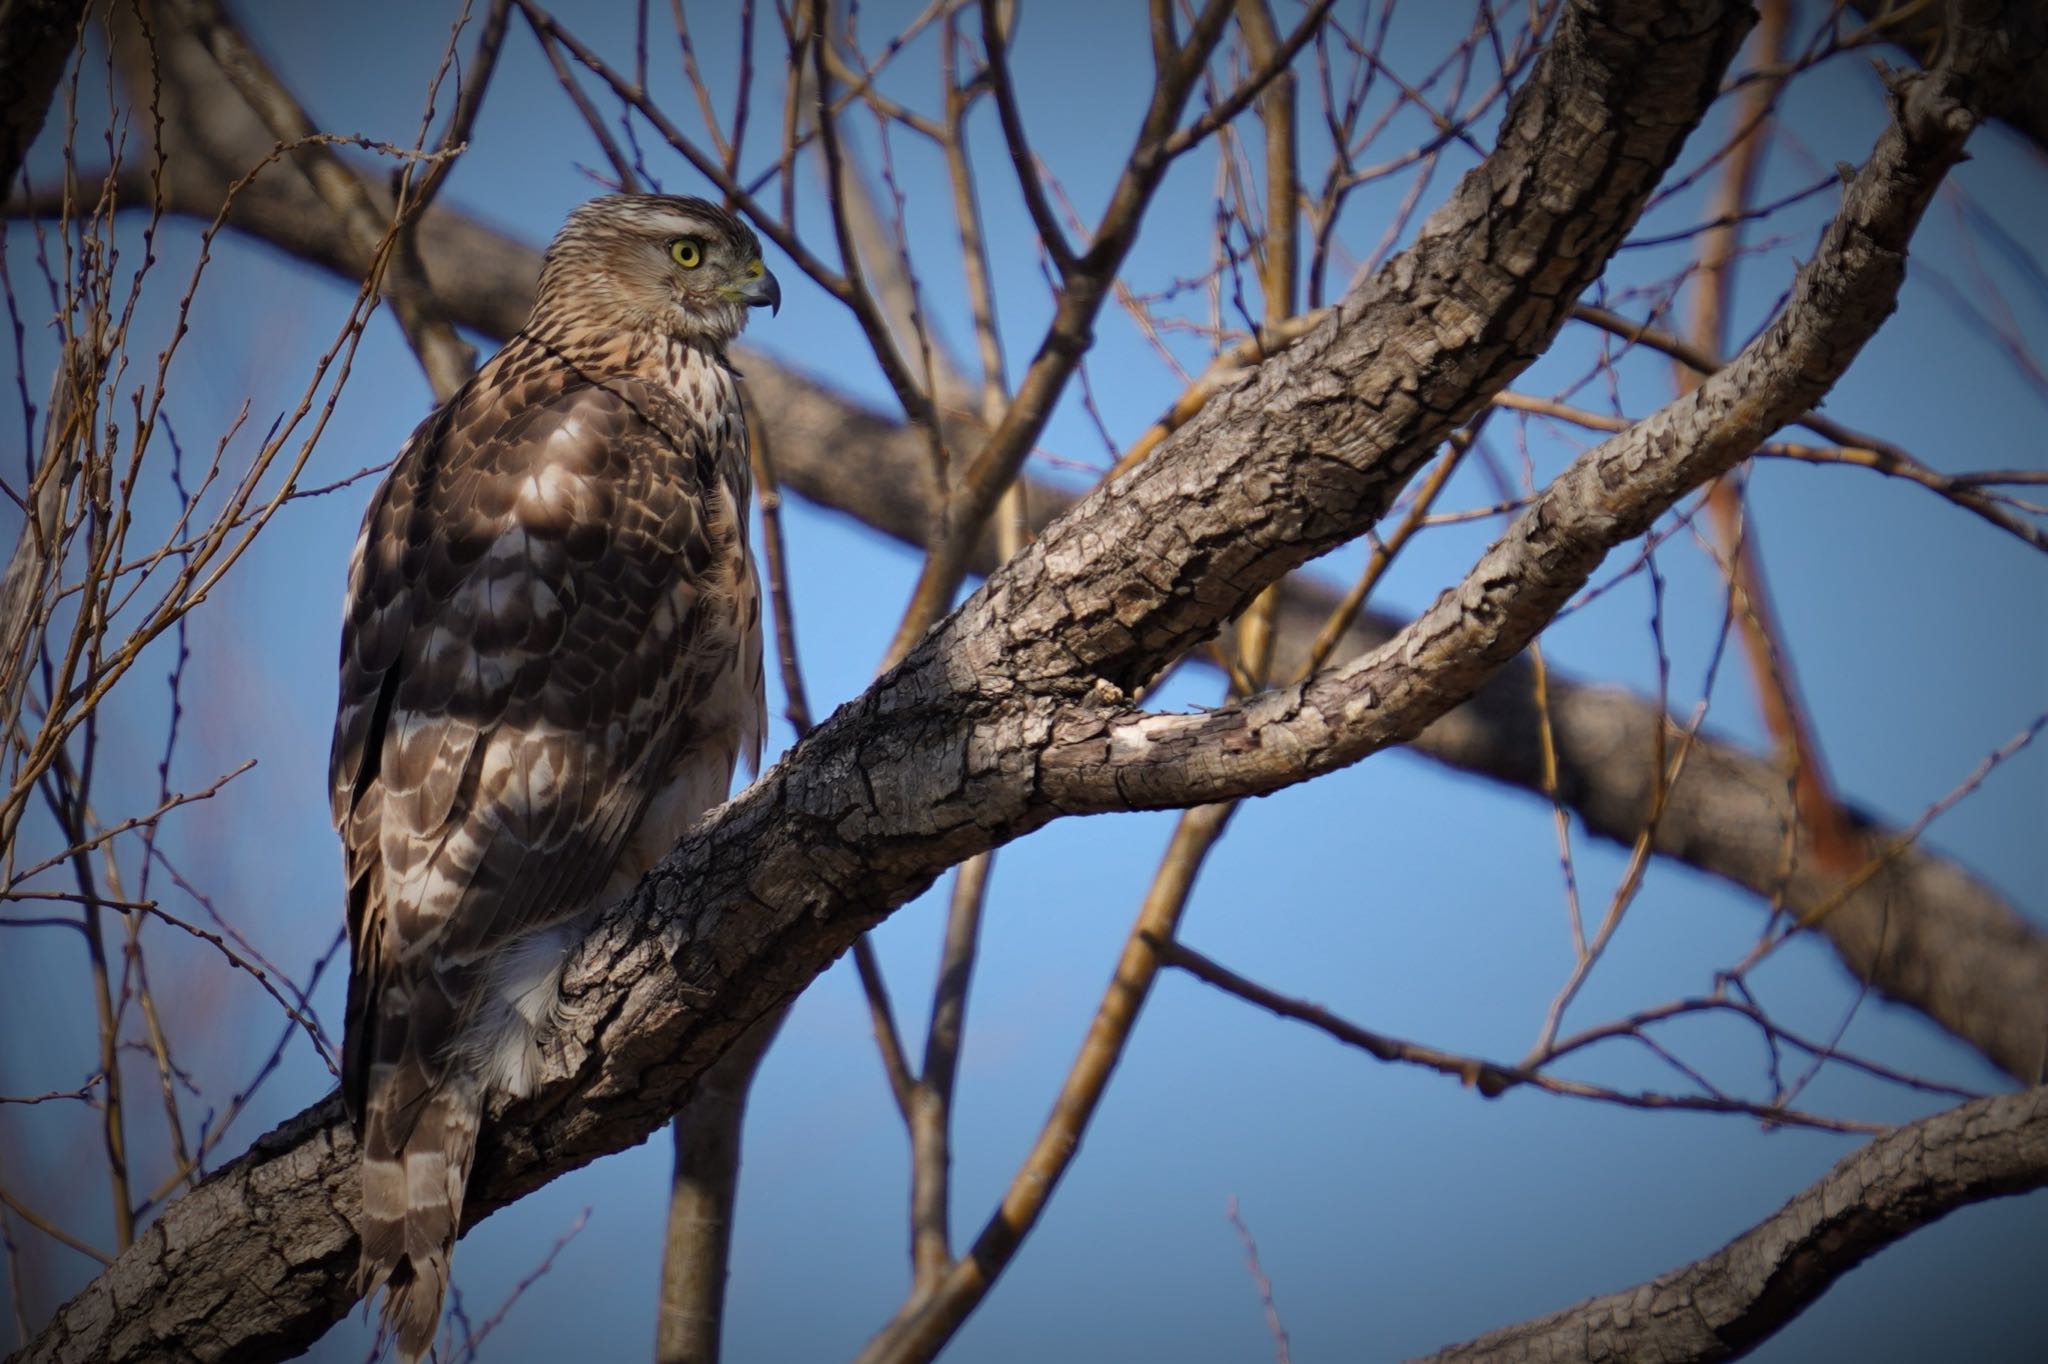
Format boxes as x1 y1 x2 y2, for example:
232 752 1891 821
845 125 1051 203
1414 1085 2048 1363
18 4 2047 1360
159 0 476 400
1849 0 2048 157
1038 47 1985 809
19 3 1773 1358
20 0 2047 1091
654 1010 785 1364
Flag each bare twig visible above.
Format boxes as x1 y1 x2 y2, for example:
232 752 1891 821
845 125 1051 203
0 1182 110 1267
1155 937 1881 1134
852 936 917 1124
907 850 990 1294
880 0 1254 668
856 800 1244 1364
1226 1196 1291 1364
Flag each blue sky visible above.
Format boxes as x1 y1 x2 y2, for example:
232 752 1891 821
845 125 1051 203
3 2 2044 1361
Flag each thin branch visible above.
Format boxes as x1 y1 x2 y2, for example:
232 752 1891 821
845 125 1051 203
804 0 947 434
656 1012 785 1364
852 936 917 1124
879 0 1245 667
450 1208 589 1363
410 0 514 215
1226 1197 1291 1364
524 10 643 192
907 850 990 1294
1153 937 1880 1133
0 1182 111 1267
857 800 1242 1364
1679 0 1864 885
975 0 1075 275
1164 0 1336 158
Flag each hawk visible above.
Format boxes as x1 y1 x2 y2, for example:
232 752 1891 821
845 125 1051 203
330 194 778 1360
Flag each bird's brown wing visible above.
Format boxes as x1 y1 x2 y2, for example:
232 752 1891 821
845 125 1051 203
331 370 740 1126
331 369 753 1354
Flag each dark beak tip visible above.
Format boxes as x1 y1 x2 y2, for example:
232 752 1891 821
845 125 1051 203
750 267 782 316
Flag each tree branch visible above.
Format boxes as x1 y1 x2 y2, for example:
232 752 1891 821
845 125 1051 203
1037 49 1986 812
162 0 476 400
23 4 1779 1358
15 0 2043 1085
1415 1085 2048 1363
21 6 2048 1359
1849 0 2048 157
654 1010 785 1364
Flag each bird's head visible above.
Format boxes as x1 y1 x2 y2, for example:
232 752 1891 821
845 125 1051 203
535 193 781 345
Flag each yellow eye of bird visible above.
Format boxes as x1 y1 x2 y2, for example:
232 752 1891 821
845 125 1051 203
670 238 704 269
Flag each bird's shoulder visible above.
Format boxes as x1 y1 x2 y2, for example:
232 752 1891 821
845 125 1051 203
328 339 749 825
346 341 732 580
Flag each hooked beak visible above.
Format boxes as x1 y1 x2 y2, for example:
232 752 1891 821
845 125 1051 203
737 262 781 315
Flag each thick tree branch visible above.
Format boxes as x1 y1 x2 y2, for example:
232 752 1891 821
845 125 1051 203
20 0 2045 1093
1849 0 2048 157
1038 52 1983 809
1026 39 2048 1080
1415 1085 2048 1363
20 5 2047 1359
23 3 1775 1358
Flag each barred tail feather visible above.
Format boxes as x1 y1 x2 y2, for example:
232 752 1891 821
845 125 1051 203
357 1076 482 1364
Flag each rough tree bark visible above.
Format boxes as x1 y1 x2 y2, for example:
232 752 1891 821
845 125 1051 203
29 0 2042 1087
1851 0 2048 156
13 2 2046 1362
1415 1086 2048 1364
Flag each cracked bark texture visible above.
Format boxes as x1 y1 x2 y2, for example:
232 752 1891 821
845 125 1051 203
17 1 2046 1360
48 0 2046 1089
1851 0 2048 157
1415 1086 2048 1364
1039 47 1990 805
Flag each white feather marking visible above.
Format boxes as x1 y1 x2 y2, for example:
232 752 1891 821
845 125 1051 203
518 460 593 518
466 921 580 1097
404 1150 449 1211
478 731 520 794
479 528 532 583
362 1152 407 1210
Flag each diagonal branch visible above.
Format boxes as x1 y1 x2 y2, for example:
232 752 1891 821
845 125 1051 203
1414 1085 2048 1363
22 4 1775 1358
22 8 2048 1362
976 0 1074 276
0 0 88 193
17 0 2047 1086
878 0 1288 667
1033 48 2006 826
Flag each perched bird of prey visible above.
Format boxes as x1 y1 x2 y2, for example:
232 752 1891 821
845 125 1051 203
330 194 778 1360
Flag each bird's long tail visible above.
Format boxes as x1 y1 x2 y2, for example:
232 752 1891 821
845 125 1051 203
357 1075 482 1364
